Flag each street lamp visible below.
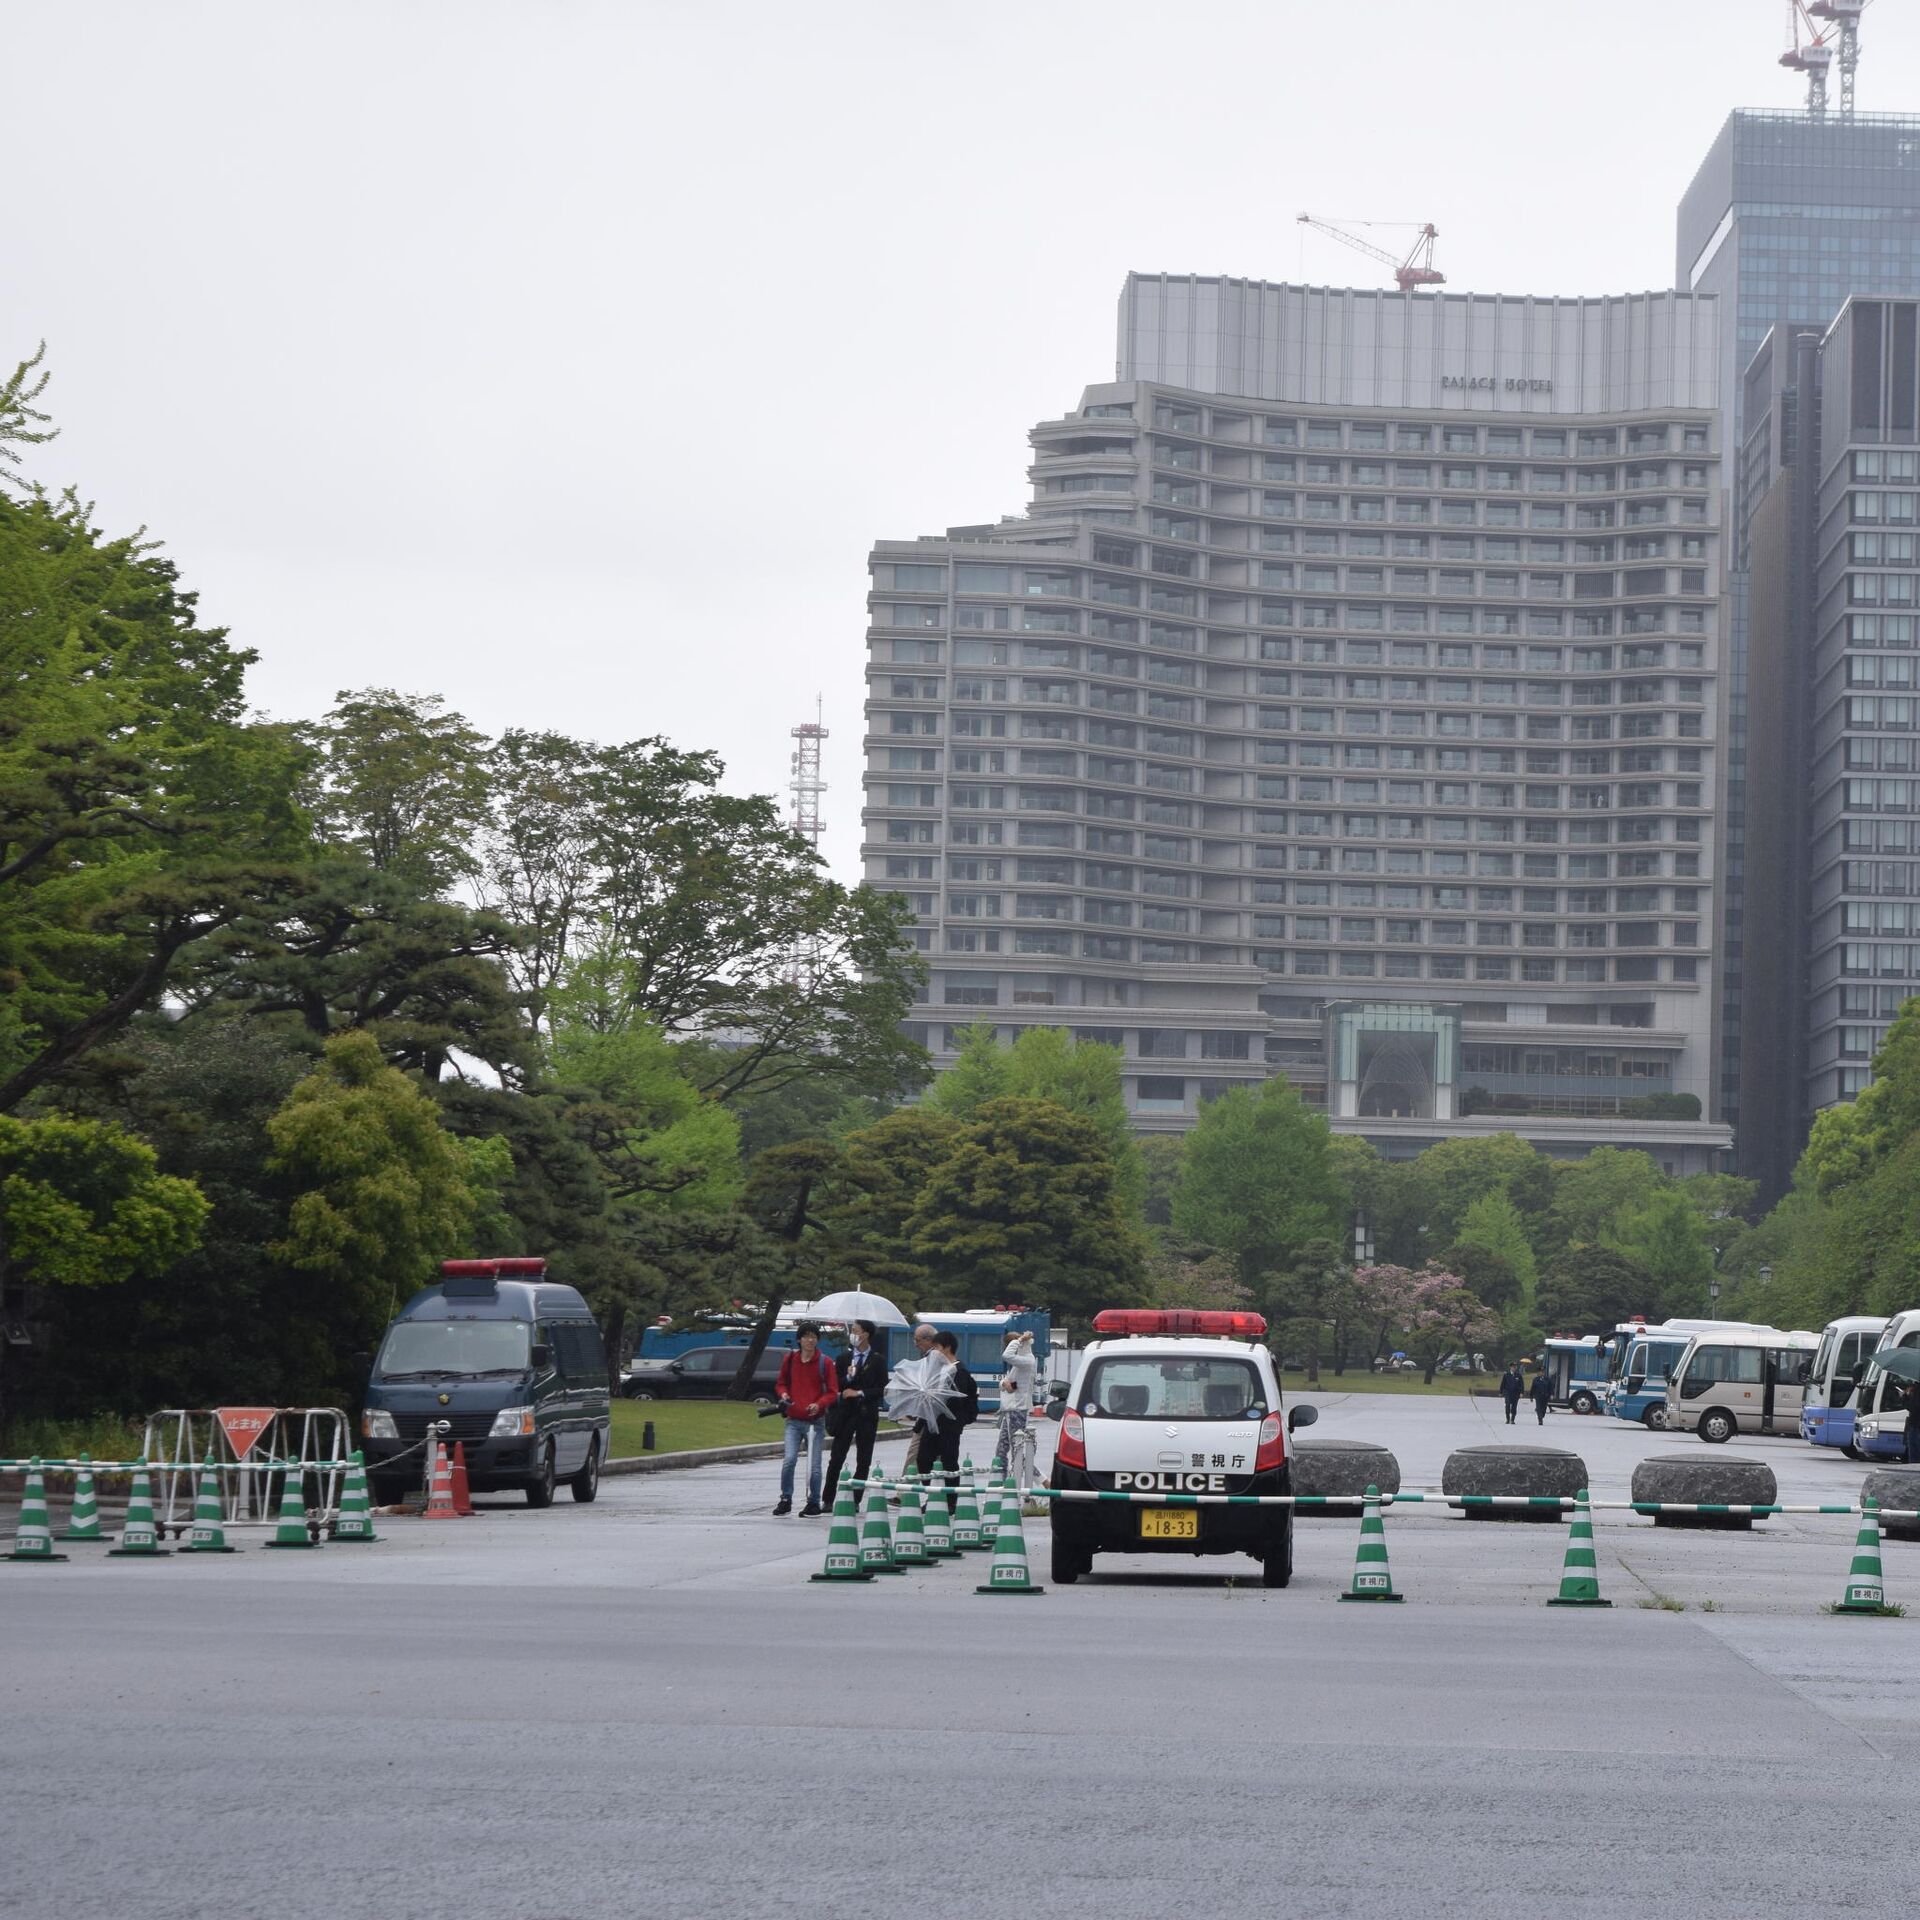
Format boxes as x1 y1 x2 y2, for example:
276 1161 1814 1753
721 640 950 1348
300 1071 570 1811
1758 1264 1774 1287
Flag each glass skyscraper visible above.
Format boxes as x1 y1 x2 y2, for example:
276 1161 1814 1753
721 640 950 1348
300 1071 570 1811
1676 110 1920 1159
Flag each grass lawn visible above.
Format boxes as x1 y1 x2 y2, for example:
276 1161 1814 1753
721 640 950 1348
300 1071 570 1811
608 1400 910 1458
1281 1370 1493 1397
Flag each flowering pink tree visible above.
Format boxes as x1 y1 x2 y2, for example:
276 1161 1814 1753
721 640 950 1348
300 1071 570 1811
1349 1263 1423 1369
1405 1266 1502 1383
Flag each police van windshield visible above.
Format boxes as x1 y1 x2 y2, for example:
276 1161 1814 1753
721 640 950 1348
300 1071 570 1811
377 1321 531 1379
1081 1356 1265 1421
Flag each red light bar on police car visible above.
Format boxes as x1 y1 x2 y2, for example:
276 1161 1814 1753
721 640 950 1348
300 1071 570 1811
1092 1309 1268 1339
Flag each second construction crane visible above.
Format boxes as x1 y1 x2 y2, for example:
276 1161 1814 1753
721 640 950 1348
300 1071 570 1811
1296 213 1444 292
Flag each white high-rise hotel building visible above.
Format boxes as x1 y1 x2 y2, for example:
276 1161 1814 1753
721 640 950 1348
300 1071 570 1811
862 276 1732 1172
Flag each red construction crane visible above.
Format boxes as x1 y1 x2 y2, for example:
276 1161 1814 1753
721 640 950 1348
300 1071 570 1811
1295 214 1444 292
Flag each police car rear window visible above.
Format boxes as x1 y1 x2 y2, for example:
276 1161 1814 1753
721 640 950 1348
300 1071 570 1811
1080 1357 1265 1421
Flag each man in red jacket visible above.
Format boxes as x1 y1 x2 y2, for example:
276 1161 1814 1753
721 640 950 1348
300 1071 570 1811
774 1323 839 1516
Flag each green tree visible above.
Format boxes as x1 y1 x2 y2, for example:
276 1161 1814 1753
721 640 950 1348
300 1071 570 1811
833 1106 962 1299
923 1022 1014 1118
1266 1236 1349 1384
1140 1134 1183 1228
0 480 308 1111
1546 1146 1669 1249
1607 1187 1716 1317
266 1029 482 1353
0 1108 209 1426
1406 1133 1552 1256
1450 1190 1539 1310
300 688 489 894
908 1097 1147 1319
1536 1243 1654 1332
1171 1078 1348 1296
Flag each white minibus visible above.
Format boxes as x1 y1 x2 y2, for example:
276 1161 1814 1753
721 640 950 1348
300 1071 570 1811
1665 1326 1819 1444
1801 1315 1889 1456
1852 1309 1920 1462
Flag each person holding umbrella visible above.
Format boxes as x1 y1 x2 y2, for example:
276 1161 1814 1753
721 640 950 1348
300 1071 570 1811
823 1319 887 1509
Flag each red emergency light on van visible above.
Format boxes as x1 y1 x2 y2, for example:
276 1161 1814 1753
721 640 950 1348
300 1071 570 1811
1091 1309 1268 1339
440 1257 548 1279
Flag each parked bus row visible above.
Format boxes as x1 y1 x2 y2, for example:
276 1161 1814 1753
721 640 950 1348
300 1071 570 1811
1540 1310 1920 1457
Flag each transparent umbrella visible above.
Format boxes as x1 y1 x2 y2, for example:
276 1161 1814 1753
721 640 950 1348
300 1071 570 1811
885 1353 958 1428
807 1289 910 1328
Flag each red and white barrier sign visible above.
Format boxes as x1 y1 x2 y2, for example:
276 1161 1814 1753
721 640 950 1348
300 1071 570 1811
216 1407 276 1459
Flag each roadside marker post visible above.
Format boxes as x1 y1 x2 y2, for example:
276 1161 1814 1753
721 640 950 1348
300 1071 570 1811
976 1477 1041 1595
59 1456 104 1542
109 1468 170 1557
1546 1488 1611 1608
179 1460 239 1554
7 1461 68 1563
1337 1484 1402 1602
1834 1494 1890 1614
809 1485 874 1583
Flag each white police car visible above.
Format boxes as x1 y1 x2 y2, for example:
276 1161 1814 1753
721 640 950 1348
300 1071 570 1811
1048 1308 1316 1588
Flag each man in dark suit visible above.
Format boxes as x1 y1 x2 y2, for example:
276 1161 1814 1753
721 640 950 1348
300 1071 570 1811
824 1319 888 1509
916 1329 979 1515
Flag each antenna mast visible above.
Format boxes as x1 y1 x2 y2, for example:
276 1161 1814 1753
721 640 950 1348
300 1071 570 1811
786 700 829 984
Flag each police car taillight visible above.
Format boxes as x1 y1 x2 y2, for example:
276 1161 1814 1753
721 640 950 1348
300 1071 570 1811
1254 1412 1285 1472
1091 1309 1269 1339
1056 1408 1087 1469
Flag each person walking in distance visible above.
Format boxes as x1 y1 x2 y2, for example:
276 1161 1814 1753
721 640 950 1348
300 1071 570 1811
916 1330 978 1515
824 1319 886 1510
1529 1366 1552 1427
992 1330 1039 1476
1498 1361 1525 1427
773 1323 838 1517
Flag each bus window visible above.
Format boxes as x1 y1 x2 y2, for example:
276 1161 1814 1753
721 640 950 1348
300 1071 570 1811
1680 1345 1764 1396
1768 1349 1811 1388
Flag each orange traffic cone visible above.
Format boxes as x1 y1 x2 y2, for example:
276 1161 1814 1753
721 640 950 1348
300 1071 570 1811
450 1442 475 1516
424 1440 458 1519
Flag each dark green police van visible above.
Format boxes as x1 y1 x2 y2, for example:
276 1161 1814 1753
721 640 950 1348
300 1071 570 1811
359 1258 612 1507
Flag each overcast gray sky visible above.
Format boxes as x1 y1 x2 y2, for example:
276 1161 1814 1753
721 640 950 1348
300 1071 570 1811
13 1 1917 877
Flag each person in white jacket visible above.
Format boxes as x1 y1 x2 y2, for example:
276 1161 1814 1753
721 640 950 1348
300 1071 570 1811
992 1331 1039 1482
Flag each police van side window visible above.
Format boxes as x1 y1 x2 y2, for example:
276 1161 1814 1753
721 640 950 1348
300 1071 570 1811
556 1324 604 1382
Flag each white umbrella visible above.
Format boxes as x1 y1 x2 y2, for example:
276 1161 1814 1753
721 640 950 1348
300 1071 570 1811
885 1353 958 1428
806 1288 910 1328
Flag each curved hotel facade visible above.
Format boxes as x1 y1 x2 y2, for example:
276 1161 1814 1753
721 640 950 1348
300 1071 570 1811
863 276 1732 1171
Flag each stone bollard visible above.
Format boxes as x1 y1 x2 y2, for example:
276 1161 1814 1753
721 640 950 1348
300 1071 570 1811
1861 1464 1920 1543
1630 1452 1777 1530
1441 1444 1588 1522
1291 1438 1402 1519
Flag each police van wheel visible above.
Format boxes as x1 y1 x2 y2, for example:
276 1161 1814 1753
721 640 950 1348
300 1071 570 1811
1843 1443 1865 1461
1261 1520 1293 1589
1050 1537 1084 1585
570 1438 600 1504
1570 1390 1598 1417
1641 1404 1668 1431
525 1442 557 1507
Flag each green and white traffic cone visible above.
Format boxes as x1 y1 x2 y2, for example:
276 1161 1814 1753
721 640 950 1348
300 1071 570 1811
59 1456 105 1543
1337 1484 1402 1602
923 1468 958 1559
179 1459 238 1554
859 1473 904 1574
809 1483 873 1582
263 1467 318 1550
1835 1494 1890 1614
976 1476 1041 1595
979 1476 1002 1548
332 1451 380 1543
1546 1487 1611 1608
951 1457 983 1550
8 1460 68 1563
893 1466 929 1566
109 1467 170 1557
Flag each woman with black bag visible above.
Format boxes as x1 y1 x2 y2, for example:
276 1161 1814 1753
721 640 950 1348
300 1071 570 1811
824 1319 887 1510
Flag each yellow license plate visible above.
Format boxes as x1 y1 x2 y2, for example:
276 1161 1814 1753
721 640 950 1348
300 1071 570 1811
1140 1508 1199 1540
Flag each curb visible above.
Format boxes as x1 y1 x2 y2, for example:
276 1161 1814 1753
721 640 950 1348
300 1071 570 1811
605 1442 787 1475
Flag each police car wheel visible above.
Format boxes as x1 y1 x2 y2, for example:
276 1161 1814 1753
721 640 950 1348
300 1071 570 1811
1260 1520 1293 1588
1570 1390 1597 1416
1050 1536 1084 1584
1641 1404 1667 1431
1843 1443 1865 1461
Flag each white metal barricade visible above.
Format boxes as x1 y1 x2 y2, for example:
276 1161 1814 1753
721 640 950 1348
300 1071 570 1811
142 1407 350 1531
